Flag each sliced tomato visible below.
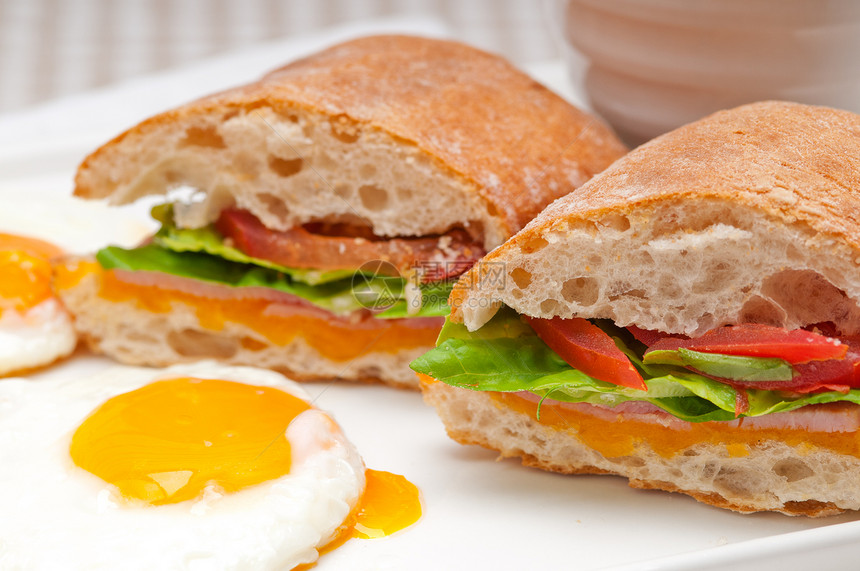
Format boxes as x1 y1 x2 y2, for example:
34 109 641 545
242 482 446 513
714 338 860 393
215 208 484 281
645 323 847 365
794 338 860 390
526 316 647 391
627 325 689 347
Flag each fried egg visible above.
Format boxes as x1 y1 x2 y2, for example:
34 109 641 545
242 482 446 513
0 232 76 375
0 362 369 570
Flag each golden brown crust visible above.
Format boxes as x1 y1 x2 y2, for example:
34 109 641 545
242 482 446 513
74 35 626 237
422 380 860 516
627 480 841 517
533 100 860 245
450 101 860 321
445 420 842 516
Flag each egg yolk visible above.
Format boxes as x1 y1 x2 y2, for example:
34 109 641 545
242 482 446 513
0 233 63 316
70 377 310 505
351 469 422 540
297 469 422 570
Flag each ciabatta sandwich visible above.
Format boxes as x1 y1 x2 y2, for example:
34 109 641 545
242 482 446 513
55 35 626 388
414 101 860 514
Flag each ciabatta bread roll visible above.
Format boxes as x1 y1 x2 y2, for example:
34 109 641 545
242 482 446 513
58 35 626 388
451 101 860 334
414 101 860 514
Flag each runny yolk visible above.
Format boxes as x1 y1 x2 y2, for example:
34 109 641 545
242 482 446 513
351 469 422 539
70 377 310 505
297 469 422 570
0 233 63 316
0 232 64 259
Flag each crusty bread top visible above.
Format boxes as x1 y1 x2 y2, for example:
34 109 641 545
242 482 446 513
451 101 860 333
530 101 860 238
74 35 626 246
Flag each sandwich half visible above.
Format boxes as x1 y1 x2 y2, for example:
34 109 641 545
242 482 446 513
55 35 626 388
413 101 860 514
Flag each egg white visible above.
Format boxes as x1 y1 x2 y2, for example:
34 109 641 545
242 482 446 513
0 298 77 376
0 362 366 570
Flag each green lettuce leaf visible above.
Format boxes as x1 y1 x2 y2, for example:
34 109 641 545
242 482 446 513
151 204 356 285
95 203 455 318
410 307 860 422
147 204 454 317
644 348 796 382
96 244 454 318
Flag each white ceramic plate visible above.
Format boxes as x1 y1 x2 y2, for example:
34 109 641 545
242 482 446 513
2 21 860 570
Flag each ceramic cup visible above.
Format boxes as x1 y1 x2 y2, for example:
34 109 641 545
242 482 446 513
553 0 860 145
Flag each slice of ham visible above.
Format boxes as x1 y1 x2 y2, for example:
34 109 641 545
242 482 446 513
215 208 485 282
522 392 860 433
112 268 444 329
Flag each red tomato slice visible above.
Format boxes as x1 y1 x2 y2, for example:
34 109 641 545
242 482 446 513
215 208 484 281
627 325 688 347
793 346 860 391
526 316 647 391
715 338 860 393
645 323 847 364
